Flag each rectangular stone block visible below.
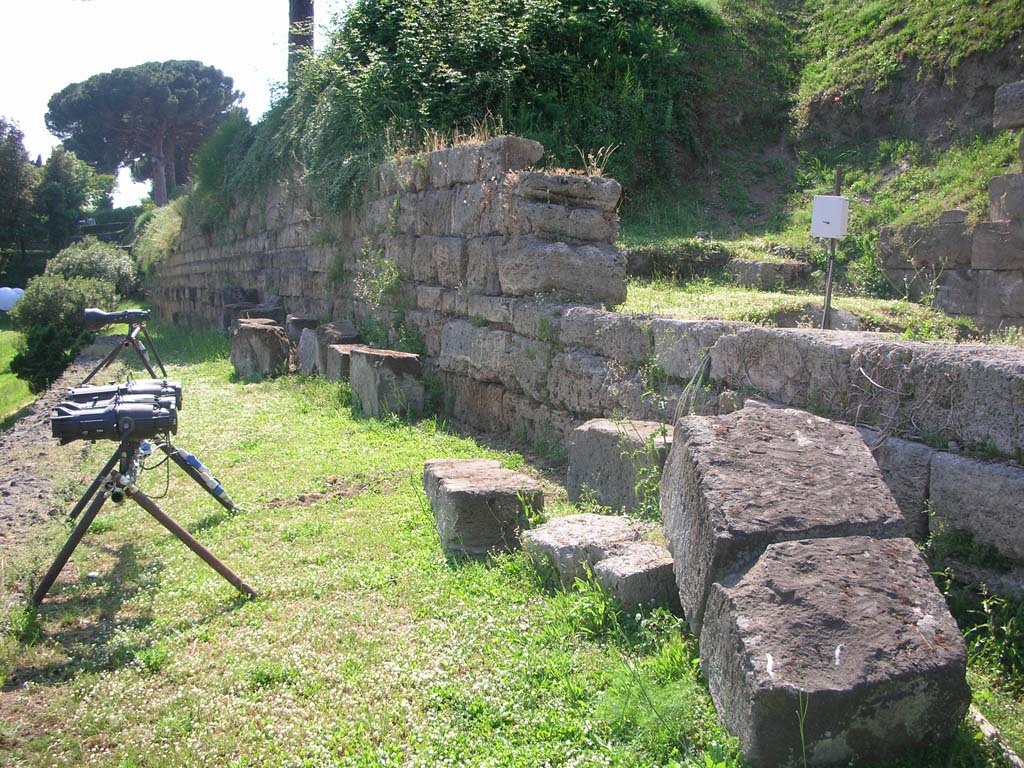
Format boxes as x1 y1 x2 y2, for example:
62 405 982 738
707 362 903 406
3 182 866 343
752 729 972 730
932 269 977 316
994 80 1024 131
497 236 627 306
509 198 618 244
546 350 646 419
877 222 972 270
424 458 542 555
592 542 678 610
972 221 1024 270
930 452 1024 563
522 513 651 587
350 348 424 418
652 319 747 381
559 307 651 366
514 171 621 212
465 237 502 295
438 320 514 384
700 536 969 768
404 309 443 357
989 173 1024 222
433 237 468 288
857 427 933 541
660 407 906 634
442 372 505 429
977 269 1024 318
324 343 365 382
567 418 671 512
478 136 545 177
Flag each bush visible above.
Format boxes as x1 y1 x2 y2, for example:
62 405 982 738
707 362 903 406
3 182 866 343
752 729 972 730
44 236 137 296
9 273 116 392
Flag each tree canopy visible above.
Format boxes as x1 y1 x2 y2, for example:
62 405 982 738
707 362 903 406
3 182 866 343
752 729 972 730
46 60 239 206
0 117 38 255
34 147 114 251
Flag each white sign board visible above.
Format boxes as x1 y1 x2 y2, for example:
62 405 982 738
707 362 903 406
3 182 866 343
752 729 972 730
811 195 850 239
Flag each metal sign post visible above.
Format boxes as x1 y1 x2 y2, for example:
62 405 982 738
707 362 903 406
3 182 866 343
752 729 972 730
811 169 847 330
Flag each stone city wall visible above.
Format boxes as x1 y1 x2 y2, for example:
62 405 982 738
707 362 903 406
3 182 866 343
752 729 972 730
152 136 1024 583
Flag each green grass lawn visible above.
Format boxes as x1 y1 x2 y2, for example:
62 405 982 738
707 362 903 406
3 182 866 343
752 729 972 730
0 321 1019 767
0 314 33 420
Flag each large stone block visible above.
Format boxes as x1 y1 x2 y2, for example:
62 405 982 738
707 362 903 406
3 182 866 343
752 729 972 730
592 542 678 610
479 136 545 177
989 173 1024 222
443 372 505 430
559 307 650 366
727 259 810 290
877 222 972 270
465 237 502 295
710 328 881 413
972 220 1024 270
994 80 1024 131
857 427 933 541
514 172 622 212
438 320 514 384
521 513 651 586
497 237 627 305
660 408 906 634
350 348 424 418
509 198 618 244
317 320 360 374
652 319 747 382
285 314 319 345
930 452 1024 563
324 343 365 382
700 536 970 768
423 458 542 555
977 269 1024 319
567 419 672 512
547 351 647 419
231 320 289 379
932 269 978 316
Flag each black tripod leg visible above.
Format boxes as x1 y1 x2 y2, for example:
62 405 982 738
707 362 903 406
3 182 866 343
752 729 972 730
32 489 109 606
139 325 168 378
79 338 128 386
67 445 123 522
123 480 256 598
157 442 239 513
129 336 159 379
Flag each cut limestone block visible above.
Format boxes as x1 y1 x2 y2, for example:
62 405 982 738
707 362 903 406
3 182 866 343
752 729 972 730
930 452 1024 562
522 513 654 587
972 220 1024 270
316 320 360 373
700 536 970 768
857 427 934 542
989 173 1024 222
423 458 542 555
660 407 906 634
350 348 424 418
567 419 671 512
230 320 289 379
298 327 320 375
324 343 365 382
285 314 319 345
592 541 679 610
993 80 1024 131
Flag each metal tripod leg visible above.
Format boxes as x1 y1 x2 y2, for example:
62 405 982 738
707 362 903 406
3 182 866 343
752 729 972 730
115 472 256 598
156 441 240 513
32 486 109 606
66 444 123 521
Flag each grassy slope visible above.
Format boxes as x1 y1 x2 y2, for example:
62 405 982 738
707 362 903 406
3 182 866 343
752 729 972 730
0 322 1019 766
0 315 33 420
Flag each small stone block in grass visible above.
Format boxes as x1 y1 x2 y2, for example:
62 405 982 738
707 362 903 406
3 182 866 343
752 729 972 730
298 328 319 375
423 459 543 556
521 513 652 587
660 407 906 634
324 344 365 382
700 536 970 768
567 419 671 512
230 320 289 379
285 314 319 345
592 541 678 610
350 348 424 418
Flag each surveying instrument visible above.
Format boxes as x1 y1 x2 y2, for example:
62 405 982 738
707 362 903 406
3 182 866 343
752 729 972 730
32 308 256 607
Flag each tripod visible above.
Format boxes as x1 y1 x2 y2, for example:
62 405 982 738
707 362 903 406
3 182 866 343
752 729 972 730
32 437 256 606
79 317 167 386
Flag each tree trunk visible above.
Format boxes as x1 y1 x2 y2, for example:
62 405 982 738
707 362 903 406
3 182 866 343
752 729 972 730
151 128 168 206
288 0 314 86
165 136 177 193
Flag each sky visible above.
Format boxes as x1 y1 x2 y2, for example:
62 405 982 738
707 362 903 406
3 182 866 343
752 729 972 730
0 0 348 205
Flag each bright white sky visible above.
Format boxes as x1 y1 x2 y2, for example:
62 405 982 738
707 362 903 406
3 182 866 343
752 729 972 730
0 0 348 205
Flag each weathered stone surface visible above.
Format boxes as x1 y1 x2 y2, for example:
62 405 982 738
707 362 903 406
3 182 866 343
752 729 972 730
442 372 505 430
510 198 618 243
727 259 810 290
515 172 622 212
989 173 1024 222
510 299 565 341
298 327 320 375
500 390 583 449
932 269 978 316
324 343 365 382
651 319 746 381
317 319 360 366
857 427 934 541
559 307 650 365
877 222 972 270
479 136 545 177
993 80 1024 131
497 237 627 305
350 348 424 418
660 408 906 634
438 320 514 384
405 308 444 357
522 513 651 586
700 536 970 768
972 220 1024 270
710 328 879 413
285 314 319 345
567 419 671 512
546 351 647 418
465 237 502 295
977 269 1024 319
930 452 1024 563
230 320 289 379
423 458 542 555
592 542 678 610
775 302 863 331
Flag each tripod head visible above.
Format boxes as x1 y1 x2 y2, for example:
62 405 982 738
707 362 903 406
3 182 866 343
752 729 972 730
79 308 167 385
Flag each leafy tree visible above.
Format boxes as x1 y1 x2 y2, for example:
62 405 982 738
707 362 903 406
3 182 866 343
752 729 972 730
46 60 239 206
0 117 38 257
34 146 114 251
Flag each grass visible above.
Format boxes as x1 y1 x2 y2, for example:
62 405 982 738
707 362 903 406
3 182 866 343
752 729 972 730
0 314 33 420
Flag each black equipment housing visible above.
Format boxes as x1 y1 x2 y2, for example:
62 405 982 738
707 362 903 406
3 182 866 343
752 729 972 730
65 379 183 410
51 394 177 444
83 307 150 332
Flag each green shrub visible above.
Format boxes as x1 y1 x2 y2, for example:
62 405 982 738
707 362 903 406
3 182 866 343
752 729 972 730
44 236 137 296
133 200 184 277
9 273 116 392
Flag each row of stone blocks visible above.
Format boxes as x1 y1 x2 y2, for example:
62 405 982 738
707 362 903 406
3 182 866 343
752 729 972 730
422 459 678 610
661 407 970 766
229 315 425 419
